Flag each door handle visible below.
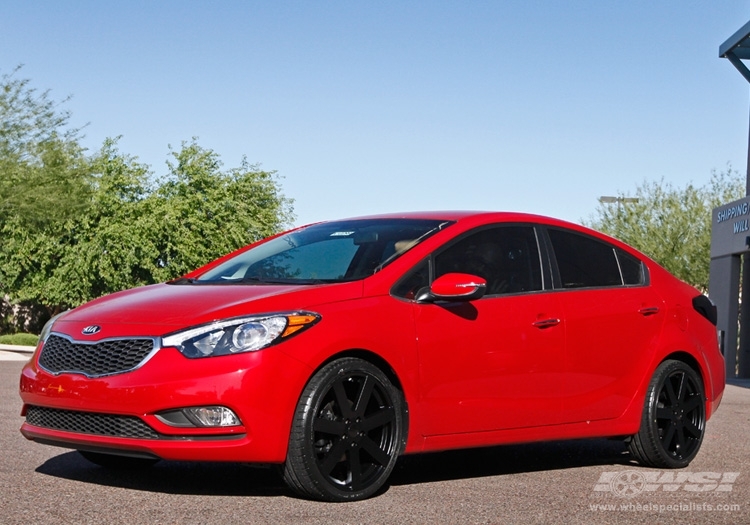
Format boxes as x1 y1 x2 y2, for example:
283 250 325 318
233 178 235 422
638 306 660 316
533 318 560 329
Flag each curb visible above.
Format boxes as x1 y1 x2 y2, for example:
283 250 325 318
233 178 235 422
0 343 36 354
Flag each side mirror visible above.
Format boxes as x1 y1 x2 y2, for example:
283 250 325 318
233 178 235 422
415 273 487 302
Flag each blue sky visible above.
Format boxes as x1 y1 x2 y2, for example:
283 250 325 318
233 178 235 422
2 1 750 227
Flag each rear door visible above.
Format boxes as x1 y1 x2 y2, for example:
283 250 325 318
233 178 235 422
544 228 665 423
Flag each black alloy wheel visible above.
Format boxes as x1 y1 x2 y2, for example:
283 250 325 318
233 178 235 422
283 357 405 501
629 359 706 468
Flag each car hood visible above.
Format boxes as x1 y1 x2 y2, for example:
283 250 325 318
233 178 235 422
55 281 364 338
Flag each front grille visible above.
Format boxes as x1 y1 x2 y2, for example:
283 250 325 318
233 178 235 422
39 334 156 377
26 406 160 439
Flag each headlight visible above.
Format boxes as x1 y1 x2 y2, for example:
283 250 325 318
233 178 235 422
162 312 320 358
38 311 67 344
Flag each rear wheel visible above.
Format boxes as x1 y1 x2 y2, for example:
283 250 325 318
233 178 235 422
283 357 405 501
629 359 705 468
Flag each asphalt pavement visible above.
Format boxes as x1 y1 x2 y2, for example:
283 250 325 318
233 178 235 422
1 355 749 524
0 344 33 362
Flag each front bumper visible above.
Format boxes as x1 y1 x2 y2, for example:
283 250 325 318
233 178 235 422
19 341 313 463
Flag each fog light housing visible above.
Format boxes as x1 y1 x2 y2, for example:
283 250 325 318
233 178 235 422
156 406 241 428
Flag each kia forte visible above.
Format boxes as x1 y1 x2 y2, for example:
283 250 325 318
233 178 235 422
19 212 725 501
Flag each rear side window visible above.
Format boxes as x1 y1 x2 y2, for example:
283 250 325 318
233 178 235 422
616 248 645 285
547 229 644 289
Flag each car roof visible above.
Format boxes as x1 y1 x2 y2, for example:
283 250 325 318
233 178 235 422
321 210 647 259
329 210 581 229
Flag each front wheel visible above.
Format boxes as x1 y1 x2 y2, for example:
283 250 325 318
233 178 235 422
629 359 705 468
283 357 405 501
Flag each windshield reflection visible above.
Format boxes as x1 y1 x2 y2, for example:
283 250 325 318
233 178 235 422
192 218 451 284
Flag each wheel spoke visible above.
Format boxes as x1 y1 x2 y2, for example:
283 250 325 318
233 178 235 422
656 406 673 420
675 425 687 455
663 377 679 407
674 372 687 403
682 395 702 414
319 438 348 476
360 435 393 467
684 419 702 439
661 424 676 452
360 406 395 432
353 376 375 417
349 449 363 489
332 380 355 419
313 417 346 436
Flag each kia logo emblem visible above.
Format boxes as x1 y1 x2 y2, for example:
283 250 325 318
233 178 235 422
82 325 101 335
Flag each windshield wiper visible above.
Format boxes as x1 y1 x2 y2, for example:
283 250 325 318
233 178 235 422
236 276 338 285
182 276 341 285
167 277 198 285
199 276 302 285
237 277 320 285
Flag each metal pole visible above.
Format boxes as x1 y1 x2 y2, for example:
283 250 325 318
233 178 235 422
739 101 750 378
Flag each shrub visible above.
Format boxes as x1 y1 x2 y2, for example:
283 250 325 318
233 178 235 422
0 333 39 346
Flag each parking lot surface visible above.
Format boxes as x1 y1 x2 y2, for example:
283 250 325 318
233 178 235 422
1 357 748 524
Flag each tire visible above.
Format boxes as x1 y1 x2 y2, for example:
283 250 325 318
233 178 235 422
628 359 706 468
78 450 159 469
283 357 405 501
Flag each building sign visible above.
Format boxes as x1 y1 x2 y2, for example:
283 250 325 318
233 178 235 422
711 196 750 258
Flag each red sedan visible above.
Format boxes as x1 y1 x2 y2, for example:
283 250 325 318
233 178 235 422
19 211 724 501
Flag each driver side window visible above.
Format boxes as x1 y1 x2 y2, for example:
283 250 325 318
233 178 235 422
434 226 542 295
392 225 543 299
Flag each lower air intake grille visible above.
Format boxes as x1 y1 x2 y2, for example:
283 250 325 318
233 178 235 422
26 406 160 439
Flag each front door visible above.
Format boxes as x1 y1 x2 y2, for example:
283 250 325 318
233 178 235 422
411 225 566 436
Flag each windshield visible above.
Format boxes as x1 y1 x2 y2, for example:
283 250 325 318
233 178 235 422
194 218 451 284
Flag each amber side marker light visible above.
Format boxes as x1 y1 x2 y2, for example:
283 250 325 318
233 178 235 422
282 314 319 338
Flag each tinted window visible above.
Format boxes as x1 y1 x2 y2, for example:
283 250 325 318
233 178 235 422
434 226 543 295
392 260 430 299
616 248 645 285
547 229 622 288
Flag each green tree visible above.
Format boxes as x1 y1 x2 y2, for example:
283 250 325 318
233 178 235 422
147 140 294 280
0 139 149 315
0 66 91 229
0 69 295 328
0 138 294 318
584 167 744 290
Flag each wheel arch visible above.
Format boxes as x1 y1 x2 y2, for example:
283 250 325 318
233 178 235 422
660 350 704 384
658 349 719 419
618 347 709 434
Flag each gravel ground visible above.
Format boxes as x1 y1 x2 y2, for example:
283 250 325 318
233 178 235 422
1 358 748 525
